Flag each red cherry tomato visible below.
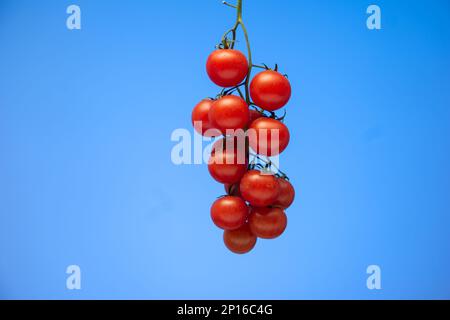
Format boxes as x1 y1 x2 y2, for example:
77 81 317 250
250 70 291 111
274 178 295 209
206 49 249 87
247 109 264 127
223 224 257 254
208 148 247 184
191 99 221 137
248 207 287 239
209 95 249 134
211 196 248 230
248 117 290 156
239 170 279 207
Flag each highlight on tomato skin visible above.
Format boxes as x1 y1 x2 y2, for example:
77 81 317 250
206 49 249 88
223 223 257 254
248 206 288 239
210 196 249 231
250 70 292 111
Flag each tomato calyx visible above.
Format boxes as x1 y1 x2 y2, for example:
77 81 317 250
248 103 287 122
271 109 287 122
252 63 271 71
251 63 287 77
265 109 287 122
218 37 238 50
248 153 289 180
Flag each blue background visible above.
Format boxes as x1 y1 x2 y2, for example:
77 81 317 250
1 0 449 299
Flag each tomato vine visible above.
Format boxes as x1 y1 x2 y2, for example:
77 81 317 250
220 0 253 105
191 0 296 254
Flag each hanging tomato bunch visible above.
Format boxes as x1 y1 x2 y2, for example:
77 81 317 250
191 0 295 254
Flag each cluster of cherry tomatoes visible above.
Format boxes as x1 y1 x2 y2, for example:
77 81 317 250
191 2 295 254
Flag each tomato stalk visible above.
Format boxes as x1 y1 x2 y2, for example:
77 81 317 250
219 0 255 171
222 1 237 9
220 1 288 179
249 153 289 179
221 0 253 106
252 64 269 70
221 81 246 95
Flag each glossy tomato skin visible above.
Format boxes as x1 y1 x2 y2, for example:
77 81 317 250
274 178 295 209
211 196 248 230
206 49 249 87
250 70 291 111
248 207 287 239
191 99 221 137
248 117 290 156
208 148 247 184
223 223 257 254
240 170 280 207
209 95 249 134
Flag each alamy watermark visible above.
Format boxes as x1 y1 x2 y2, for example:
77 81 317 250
366 265 382 290
66 5 81 30
66 265 81 290
366 5 381 30
170 123 283 172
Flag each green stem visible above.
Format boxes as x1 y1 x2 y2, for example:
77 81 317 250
252 64 268 69
222 1 237 9
219 1 287 178
220 0 252 104
219 0 254 166
240 22 252 105
235 0 252 105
